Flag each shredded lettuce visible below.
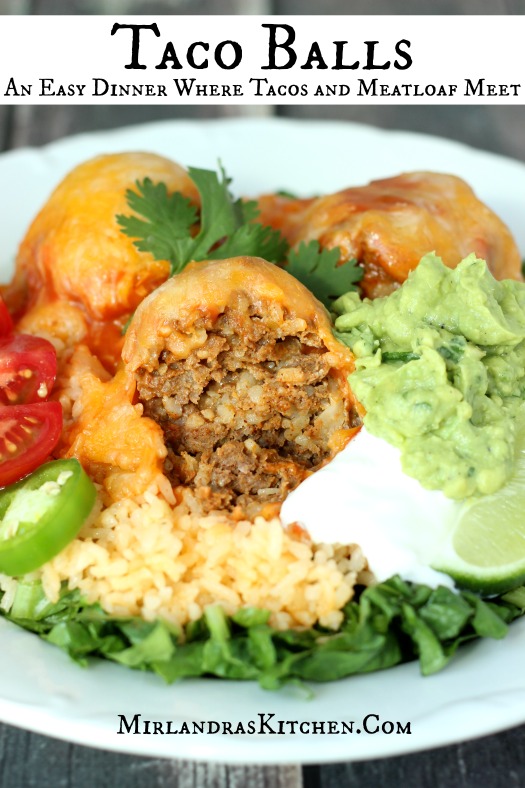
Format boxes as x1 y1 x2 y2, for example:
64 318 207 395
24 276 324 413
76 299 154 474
1 575 522 689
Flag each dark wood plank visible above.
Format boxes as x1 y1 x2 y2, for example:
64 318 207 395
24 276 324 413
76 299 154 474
4 105 241 150
0 107 13 152
0 724 302 788
314 725 525 788
277 0 525 12
277 106 525 164
32 0 245 14
0 0 31 12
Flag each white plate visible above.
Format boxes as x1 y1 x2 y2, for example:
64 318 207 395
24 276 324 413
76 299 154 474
1 117 525 764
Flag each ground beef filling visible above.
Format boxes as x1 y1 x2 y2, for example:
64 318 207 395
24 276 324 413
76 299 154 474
136 308 352 515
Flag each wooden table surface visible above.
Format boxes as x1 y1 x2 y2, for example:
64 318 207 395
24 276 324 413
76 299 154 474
2 2 525 787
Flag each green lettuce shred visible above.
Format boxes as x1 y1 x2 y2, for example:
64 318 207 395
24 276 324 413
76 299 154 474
2 575 522 689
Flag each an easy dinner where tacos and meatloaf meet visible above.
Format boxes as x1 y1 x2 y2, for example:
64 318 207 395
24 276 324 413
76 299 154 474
0 150 524 685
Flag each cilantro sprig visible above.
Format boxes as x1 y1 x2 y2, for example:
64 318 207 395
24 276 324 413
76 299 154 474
117 166 363 309
117 180 198 270
117 165 288 276
285 241 363 309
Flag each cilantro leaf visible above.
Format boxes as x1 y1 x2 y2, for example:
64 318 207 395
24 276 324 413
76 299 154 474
285 241 363 309
117 165 288 277
116 179 197 273
276 189 300 199
185 165 244 262
183 166 287 264
239 199 260 223
209 221 289 263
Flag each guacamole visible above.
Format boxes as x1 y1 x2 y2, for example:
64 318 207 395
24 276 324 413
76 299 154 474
334 253 525 499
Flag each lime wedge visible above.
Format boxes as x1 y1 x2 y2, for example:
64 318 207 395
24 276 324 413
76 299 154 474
432 410 525 594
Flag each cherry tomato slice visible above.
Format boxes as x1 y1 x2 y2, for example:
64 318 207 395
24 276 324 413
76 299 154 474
0 402 63 487
0 334 57 406
0 295 13 337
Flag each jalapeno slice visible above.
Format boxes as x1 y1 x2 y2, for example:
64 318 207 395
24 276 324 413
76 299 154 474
0 459 96 576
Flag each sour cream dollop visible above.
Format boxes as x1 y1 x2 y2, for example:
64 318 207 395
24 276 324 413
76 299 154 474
281 428 459 588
